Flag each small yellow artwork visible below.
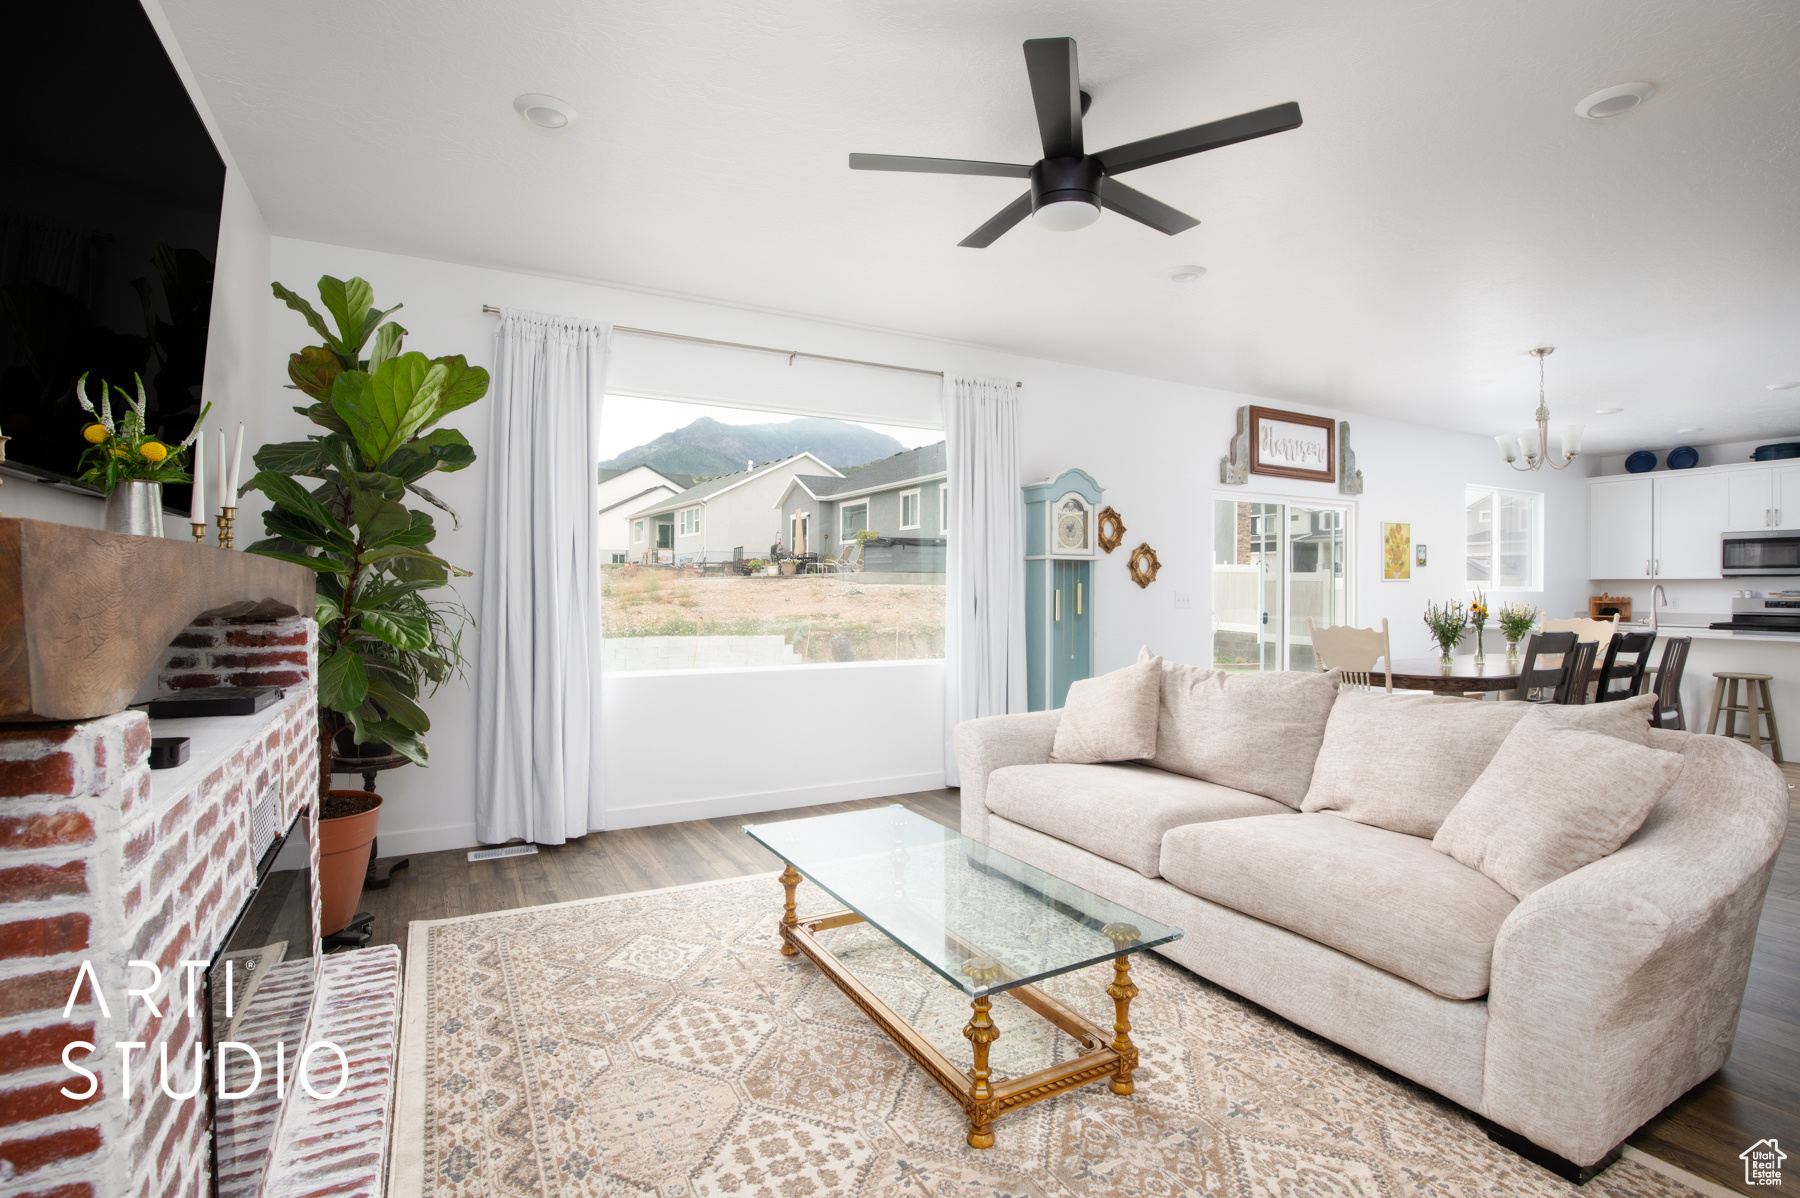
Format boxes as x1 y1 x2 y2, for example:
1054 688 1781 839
1382 522 1411 581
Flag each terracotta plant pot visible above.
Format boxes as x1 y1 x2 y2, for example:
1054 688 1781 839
318 790 382 937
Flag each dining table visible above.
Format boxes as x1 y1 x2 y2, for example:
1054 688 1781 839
1382 654 1625 699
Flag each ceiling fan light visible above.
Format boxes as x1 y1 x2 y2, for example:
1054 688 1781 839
1033 198 1101 232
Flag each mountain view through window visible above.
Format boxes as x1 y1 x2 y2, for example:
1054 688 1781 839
600 396 946 671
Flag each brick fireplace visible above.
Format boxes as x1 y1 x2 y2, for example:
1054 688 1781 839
0 608 400 1198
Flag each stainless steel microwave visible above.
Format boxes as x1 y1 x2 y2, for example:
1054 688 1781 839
1722 529 1800 575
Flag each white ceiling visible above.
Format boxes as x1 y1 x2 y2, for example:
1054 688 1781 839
160 0 1800 453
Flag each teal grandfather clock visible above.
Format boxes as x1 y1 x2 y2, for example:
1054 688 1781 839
1024 468 1102 711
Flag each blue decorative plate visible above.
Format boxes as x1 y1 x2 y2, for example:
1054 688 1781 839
1625 450 1657 473
1667 445 1699 470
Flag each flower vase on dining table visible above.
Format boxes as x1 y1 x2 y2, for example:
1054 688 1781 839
1469 590 1488 668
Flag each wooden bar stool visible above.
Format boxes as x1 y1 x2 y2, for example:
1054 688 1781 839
1706 672 1784 762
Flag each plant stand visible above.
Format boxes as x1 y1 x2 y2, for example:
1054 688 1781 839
330 751 413 889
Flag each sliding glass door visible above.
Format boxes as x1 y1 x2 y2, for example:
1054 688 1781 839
1213 499 1350 672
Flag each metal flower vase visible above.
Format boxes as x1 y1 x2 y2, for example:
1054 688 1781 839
102 481 165 537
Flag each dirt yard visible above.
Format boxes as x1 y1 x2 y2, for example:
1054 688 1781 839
601 567 945 663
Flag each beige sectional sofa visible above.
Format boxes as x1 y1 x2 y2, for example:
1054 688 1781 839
954 664 1789 1180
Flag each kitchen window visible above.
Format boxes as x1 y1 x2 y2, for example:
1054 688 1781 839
1466 486 1540 590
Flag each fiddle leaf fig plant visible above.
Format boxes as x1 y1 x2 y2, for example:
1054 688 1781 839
249 276 488 794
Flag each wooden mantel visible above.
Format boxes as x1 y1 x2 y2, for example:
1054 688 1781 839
0 518 315 721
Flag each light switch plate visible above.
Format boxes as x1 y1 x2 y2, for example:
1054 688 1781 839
1173 591 1192 610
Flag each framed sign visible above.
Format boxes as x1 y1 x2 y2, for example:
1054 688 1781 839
1249 406 1336 484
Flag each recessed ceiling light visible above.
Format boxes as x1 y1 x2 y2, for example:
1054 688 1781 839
1595 407 1624 415
513 94 576 129
1676 426 1704 433
1169 265 1206 282
1769 381 1800 390
1575 82 1655 120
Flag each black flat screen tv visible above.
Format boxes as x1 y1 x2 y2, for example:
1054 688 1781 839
1 0 226 514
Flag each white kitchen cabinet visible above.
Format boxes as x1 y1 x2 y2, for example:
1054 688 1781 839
1588 477 1653 580
1652 471 1730 578
1727 467 1774 530
1777 465 1800 529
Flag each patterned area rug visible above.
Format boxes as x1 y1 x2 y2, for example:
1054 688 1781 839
390 874 1704 1198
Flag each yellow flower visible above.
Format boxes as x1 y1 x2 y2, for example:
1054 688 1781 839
82 424 107 444
138 441 169 462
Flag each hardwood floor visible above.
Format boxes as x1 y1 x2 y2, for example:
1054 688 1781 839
355 789 963 955
356 766 1798 1194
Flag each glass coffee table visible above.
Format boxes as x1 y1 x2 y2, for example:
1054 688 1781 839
745 805 1183 1150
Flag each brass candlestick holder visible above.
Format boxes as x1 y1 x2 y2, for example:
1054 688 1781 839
217 506 237 550
189 521 207 544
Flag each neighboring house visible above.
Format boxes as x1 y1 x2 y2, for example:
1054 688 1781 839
628 453 842 564
598 465 694 563
773 441 947 573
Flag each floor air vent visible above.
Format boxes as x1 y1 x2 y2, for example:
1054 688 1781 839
468 844 540 862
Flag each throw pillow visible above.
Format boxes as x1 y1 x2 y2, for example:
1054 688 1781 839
1433 716 1684 897
1301 692 1531 838
1050 655 1163 764
1138 646 1340 807
1524 692 1657 745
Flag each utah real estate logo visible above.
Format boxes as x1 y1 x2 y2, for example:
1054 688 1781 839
1741 1138 1785 1187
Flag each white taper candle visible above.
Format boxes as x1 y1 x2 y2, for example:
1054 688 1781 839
227 423 245 504
189 433 205 523
217 431 227 513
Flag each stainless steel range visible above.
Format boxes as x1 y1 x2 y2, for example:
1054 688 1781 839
1710 596 1800 633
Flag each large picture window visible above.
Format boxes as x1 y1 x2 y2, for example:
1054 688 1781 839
599 394 945 671
1466 486 1540 590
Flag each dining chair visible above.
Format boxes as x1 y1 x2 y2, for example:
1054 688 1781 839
1649 637 1692 729
1556 641 1599 704
1513 630 1579 703
1307 618 1393 692
1595 630 1657 702
1542 615 1620 646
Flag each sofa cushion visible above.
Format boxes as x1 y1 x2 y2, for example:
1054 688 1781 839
1138 647 1340 807
1160 812 1518 999
1434 712 1684 898
1525 692 1657 746
985 762 1292 878
1300 692 1530 838
1050 656 1163 764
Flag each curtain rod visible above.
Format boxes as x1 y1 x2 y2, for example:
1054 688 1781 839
479 305 1020 386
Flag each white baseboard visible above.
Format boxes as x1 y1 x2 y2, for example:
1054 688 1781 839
601 771 948 831
380 773 948 853
375 821 481 858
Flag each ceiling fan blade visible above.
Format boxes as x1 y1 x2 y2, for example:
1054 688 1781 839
1095 101 1302 175
1023 37 1084 158
849 153 1031 178
1100 179 1200 235
958 192 1033 248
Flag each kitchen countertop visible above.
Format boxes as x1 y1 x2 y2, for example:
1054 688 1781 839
1614 621 1800 642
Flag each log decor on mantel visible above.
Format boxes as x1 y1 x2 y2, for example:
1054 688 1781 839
0 518 314 721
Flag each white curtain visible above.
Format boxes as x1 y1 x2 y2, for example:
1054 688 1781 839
943 375 1027 785
475 310 610 844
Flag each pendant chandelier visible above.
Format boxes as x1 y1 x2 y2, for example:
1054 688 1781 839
1495 347 1583 471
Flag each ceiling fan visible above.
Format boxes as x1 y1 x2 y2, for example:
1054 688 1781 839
850 37 1302 248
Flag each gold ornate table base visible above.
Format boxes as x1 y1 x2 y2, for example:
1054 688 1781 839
776 864 1139 1150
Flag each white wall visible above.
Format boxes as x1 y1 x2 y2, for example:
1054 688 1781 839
249 236 1592 854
